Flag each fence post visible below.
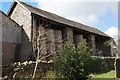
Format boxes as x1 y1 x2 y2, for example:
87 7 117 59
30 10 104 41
116 58 120 78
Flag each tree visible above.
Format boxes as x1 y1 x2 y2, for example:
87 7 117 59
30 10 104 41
32 24 54 78
54 40 92 79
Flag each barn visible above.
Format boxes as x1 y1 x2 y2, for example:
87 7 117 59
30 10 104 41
7 0 113 62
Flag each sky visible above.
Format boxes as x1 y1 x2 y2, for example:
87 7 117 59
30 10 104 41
0 0 119 43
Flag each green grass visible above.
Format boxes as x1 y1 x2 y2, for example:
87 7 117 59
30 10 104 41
91 70 115 78
13 70 116 79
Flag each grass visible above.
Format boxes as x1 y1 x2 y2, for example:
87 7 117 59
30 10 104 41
91 70 115 78
12 69 116 79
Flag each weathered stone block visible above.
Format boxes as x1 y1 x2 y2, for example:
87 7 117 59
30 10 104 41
54 30 63 53
63 27 73 42
54 30 63 43
90 34 96 56
74 34 84 44
46 29 55 61
46 29 55 42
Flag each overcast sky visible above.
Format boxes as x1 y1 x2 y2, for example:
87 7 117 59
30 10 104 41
0 0 119 43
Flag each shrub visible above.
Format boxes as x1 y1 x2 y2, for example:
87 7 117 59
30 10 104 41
90 56 115 74
2 60 53 79
54 40 92 79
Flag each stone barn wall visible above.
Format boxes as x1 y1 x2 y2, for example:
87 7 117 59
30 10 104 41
10 4 32 62
5 0 112 63
0 11 21 65
96 37 112 56
8 2 112 62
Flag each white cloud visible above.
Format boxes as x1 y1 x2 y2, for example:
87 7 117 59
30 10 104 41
65 15 98 26
105 26 119 44
34 0 117 26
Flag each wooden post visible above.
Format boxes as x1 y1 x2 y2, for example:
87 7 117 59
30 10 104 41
63 27 73 42
32 15 36 41
115 58 120 78
32 15 36 60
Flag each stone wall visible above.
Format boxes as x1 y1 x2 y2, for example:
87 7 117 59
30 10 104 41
11 4 31 39
1 11 21 43
74 34 84 44
63 27 73 42
87 34 96 55
54 30 63 54
91 35 96 56
2 42 16 65
10 4 32 62
33 22 64 61
0 11 21 64
46 29 55 61
33 26 47 61
96 37 111 56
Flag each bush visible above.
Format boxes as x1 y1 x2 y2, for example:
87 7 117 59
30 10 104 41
2 60 53 79
54 40 92 79
90 56 115 74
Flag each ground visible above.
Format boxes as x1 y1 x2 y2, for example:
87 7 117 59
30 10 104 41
91 70 115 78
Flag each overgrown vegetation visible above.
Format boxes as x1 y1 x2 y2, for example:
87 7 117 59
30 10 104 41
2 60 53 79
3 56 115 79
90 56 115 74
2 38 116 79
54 40 92 79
